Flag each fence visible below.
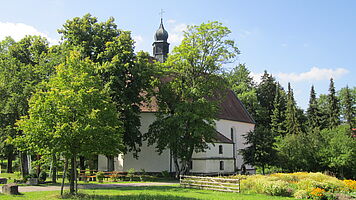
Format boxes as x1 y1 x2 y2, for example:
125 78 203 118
180 175 240 193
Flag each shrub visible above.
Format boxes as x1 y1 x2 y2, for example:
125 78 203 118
96 171 105 182
39 171 47 182
309 188 326 200
262 180 293 196
127 168 135 181
110 171 121 182
294 190 309 199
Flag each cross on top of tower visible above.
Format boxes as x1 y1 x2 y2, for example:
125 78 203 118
159 9 165 19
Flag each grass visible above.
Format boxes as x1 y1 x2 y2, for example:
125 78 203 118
0 185 295 200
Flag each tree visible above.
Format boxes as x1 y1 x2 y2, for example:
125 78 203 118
327 78 340 128
240 126 277 174
146 21 239 177
256 71 277 128
338 86 355 128
226 64 258 117
307 85 321 129
0 36 50 176
271 83 287 136
285 83 301 135
16 53 124 195
59 14 154 156
317 94 330 130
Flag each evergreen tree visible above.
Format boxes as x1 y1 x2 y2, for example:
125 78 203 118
271 83 286 136
327 78 340 128
317 94 330 130
307 85 321 129
285 83 301 134
256 71 277 128
339 86 355 128
226 64 258 117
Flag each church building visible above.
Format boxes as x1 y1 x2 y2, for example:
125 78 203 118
98 19 255 174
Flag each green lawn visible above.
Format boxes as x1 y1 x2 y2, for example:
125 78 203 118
0 185 295 200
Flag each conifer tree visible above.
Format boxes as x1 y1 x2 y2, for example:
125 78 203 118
342 86 355 128
327 78 340 129
285 83 301 134
307 85 321 129
271 83 286 136
256 71 277 128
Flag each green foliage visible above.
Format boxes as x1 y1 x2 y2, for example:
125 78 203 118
285 83 301 135
327 78 340 129
307 85 321 129
127 168 135 181
59 14 155 156
96 171 105 181
38 170 47 182
338 86 356 128
147 21 238 176
226 64 258 117
240 126 277 174
271 83 287 136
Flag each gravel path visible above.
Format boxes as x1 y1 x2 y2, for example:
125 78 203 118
17 182 176 193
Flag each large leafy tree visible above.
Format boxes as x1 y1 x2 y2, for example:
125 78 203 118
0 36 50 173
17 53 124 195
58 14 154 156
146 21 239 177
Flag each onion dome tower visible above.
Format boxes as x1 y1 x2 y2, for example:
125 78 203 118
153 18 169 63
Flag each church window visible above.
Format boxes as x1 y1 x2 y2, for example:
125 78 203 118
220 161 224 170
231 127 234 141
219 145 223 154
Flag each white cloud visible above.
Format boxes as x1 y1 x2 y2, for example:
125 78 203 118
166 20 187 46
250 72 263 84
0 22 58 45
276 67 349 82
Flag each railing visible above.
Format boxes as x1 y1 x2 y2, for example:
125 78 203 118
180 175 240 193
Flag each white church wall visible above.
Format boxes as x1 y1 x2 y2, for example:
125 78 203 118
215 119 255 170
122 112 171 172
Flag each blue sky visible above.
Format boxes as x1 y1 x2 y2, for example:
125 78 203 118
0 0 355 109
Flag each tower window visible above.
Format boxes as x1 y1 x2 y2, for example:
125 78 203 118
219 145 223 154
190 161 193 170
220 161 224 170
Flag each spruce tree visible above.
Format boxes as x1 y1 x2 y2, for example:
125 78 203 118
271 83 286 136
256 71 277 128
285 83 301 134
343 86 354 128
327 78 340 129
307 85 321 129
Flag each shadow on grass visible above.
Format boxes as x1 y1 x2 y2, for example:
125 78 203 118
61 193 198 200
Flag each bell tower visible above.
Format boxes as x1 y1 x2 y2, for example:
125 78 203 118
153 18 169 63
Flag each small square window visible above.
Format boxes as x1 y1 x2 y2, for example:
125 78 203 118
220 161 224 170
219 145 223 154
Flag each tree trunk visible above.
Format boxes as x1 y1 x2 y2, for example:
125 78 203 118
69 155 76 195
173 156 180 179
61 158 68 196
36 155 41 177
6 151 14 173
20 151 29 177
79 156 85 171
51 153 57 183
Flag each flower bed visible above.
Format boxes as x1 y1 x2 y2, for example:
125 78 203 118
230 172 356 199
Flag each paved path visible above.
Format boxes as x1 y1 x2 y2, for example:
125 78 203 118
17 182 177 193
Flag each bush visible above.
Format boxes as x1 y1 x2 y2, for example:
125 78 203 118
262 180 293 196
39 171 47 182
96 171 105 182
294 190 309 199
127 168 135 181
